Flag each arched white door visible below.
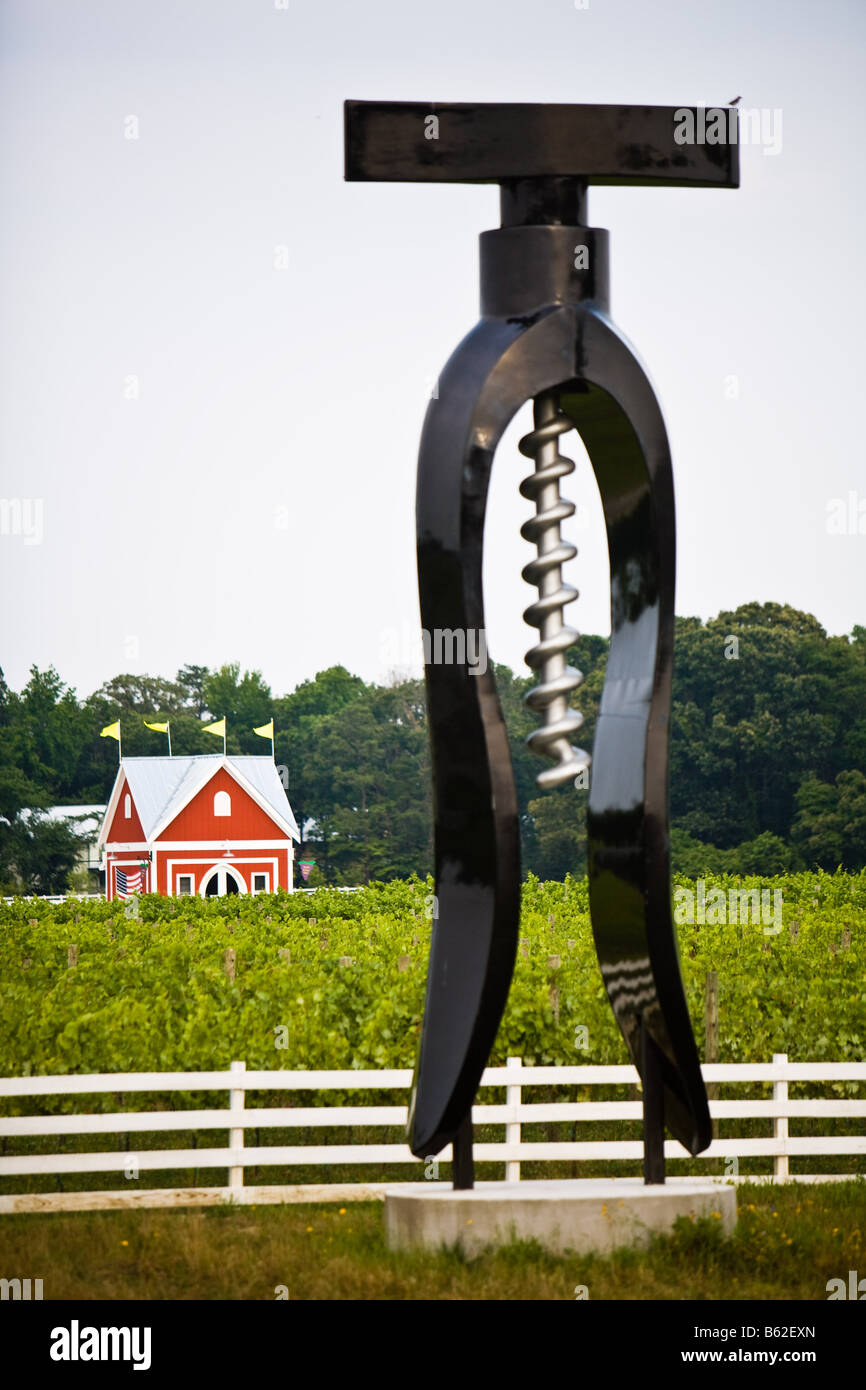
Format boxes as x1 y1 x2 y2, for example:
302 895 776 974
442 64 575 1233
200 865 247 897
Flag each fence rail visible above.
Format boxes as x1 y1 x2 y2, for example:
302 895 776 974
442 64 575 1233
2 893 103 905
1 1054 864 1212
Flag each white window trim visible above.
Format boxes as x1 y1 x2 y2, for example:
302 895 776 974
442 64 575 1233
213 790 232 818
199 864 247 896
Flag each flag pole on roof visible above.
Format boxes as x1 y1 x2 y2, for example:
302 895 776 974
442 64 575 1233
253 718 275 760
144 719 171 756
100 719 121 763
203 716 227 756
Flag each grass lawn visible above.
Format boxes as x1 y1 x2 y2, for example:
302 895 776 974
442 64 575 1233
1 1180 864 1300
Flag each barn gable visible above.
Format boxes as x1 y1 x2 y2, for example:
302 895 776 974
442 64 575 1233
159 765 291 842
100 775 146 845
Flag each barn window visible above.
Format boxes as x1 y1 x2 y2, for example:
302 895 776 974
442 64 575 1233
252 872 268 894
124 793 131 818
177 874 194 896
214 790 231 817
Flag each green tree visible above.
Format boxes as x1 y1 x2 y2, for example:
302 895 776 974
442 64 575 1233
669 603 859 847
276 665 366 725
792 770 866 870
0 670 50 819
176 664 210 717
274 666 368 869
287 676 430 884
670 828 800 877
9 667 91 804
202 663 273 753
96 674 187 715
527 789 587 879
0 813 83 895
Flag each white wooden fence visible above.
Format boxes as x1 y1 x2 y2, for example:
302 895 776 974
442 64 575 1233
4 890 360 904
2 894 103 905
1 1054 864 1212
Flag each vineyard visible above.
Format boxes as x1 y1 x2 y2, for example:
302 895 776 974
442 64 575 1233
1 872 864 1191
2 872 865 1074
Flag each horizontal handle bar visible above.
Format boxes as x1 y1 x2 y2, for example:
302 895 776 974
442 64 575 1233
344 101 739 188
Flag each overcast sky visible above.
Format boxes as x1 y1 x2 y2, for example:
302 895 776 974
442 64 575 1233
1 0 864 702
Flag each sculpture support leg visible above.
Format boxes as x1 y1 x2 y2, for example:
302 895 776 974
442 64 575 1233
641 1020 666 1185
452 1112 475 1190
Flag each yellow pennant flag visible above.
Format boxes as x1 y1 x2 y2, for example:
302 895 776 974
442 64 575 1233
203 718 226 738
144 721 168 733
100 721 121 740
253 719 274 740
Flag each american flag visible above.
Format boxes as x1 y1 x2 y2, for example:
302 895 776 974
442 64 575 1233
116 866 142 898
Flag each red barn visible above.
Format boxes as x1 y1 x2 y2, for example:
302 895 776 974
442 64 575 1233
97 755 300 899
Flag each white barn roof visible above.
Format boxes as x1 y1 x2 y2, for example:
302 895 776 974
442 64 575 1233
98 755 299 845
20 805 106 835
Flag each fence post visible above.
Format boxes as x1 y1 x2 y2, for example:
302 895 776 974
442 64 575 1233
705 971 719 1140
773 1051 789 1182
506 1055 521 1183
229 1060 245 1195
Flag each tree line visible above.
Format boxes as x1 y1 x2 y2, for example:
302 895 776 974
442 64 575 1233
1 602 864 893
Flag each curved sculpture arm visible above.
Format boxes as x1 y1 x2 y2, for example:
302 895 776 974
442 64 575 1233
561 306 711 1157
410 308 572 1157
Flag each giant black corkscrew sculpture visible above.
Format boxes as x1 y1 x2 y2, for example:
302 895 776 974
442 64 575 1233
345 101 739 1187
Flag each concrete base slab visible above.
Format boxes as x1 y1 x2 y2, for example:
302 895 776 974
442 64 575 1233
384 1179 737 1255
